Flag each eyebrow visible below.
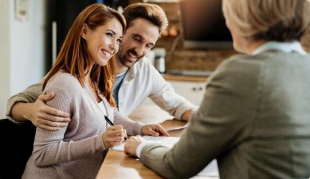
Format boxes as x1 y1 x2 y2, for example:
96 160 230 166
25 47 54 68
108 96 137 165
133 33 155 47
107 29 116 35
107 29 122 39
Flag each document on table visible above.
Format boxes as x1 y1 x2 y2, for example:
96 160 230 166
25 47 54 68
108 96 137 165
112 136 220 178
191 159 219 179
111 136 180 152
166 123 189 132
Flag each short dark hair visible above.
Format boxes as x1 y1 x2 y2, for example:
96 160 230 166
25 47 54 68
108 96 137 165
123 3 168 34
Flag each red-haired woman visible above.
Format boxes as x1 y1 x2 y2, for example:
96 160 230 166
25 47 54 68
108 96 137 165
22 4 168 179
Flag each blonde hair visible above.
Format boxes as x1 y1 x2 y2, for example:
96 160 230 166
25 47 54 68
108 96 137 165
123 3 168 34
223 0 310 41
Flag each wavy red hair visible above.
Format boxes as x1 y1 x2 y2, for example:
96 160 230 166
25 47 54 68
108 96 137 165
43 4 126 107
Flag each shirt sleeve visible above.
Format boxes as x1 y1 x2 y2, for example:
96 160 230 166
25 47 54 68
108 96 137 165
6 79 44 123
32 80 107 167
139 58 261 179
148 64 197 120
136 141 150 158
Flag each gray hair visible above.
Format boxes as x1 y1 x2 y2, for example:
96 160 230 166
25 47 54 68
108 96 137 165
223 0 310 41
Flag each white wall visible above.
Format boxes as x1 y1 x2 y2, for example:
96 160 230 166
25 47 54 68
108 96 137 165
0 0 48 118
0 0 11 119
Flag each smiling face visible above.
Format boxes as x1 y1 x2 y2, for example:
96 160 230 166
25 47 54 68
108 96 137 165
117 18 160 68
82 17 123 66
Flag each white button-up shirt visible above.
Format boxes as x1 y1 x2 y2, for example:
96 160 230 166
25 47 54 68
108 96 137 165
117 57 196 119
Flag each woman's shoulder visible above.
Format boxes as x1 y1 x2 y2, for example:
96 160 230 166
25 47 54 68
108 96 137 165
218 53 265 73
47 71 80 85
225 53 268 64
45 71 83 95
209 53 265 85
225 50 296 64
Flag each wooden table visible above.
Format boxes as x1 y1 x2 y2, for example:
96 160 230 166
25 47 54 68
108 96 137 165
96 105 219 179
162 74 208 83
96 105 187 179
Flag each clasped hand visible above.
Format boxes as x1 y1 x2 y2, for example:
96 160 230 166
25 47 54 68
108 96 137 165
102 124 169 149
102 125 127 148
124 124 170 157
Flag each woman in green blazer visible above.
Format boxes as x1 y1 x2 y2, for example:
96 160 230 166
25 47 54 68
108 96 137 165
125 0 310 179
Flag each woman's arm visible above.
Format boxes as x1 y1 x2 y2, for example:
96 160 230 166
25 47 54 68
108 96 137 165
114 109 144 136
32 80 107 167
114 109 169 137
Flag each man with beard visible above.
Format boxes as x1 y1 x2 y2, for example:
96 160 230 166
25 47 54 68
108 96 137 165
6 3 196 131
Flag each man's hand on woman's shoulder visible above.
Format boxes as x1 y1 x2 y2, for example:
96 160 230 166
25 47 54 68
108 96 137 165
25 92 71 131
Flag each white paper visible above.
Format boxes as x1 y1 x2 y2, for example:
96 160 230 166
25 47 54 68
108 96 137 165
166 123 189 132
111 136 180 152
191 160 219 178
112 136 219 179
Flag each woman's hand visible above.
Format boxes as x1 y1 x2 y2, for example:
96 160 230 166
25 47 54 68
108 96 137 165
102 125 127 148
124 136 145 157
141 124 170 137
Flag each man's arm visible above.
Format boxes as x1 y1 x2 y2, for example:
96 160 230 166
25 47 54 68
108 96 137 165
180 109 194 121
6 79 70 131
148 64 197 121
6 80 44 122
11 103 35 122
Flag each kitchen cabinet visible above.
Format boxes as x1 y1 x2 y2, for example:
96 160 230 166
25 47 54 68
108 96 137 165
141 75 208 106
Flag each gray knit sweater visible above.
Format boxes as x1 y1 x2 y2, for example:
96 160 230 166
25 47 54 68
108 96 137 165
22 72 144 179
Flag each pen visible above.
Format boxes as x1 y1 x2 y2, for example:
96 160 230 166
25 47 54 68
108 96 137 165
104 115 128 141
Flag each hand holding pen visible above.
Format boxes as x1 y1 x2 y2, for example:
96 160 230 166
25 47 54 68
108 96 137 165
102 115 128 148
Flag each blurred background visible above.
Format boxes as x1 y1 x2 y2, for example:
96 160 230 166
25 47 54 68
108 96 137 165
1 0 310 118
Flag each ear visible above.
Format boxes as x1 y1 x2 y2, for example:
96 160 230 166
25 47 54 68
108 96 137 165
81 23 88 40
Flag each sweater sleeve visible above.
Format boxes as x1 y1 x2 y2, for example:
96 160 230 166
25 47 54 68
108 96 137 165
114 108 144 136
6 79 44 123
32 77 106 167
139 57 261 179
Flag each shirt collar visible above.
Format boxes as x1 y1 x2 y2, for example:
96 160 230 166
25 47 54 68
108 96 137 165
253 41 307 55
122 57 146 83
116 70 127 77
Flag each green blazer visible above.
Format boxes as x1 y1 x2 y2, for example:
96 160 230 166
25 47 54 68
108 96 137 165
140 50 310 179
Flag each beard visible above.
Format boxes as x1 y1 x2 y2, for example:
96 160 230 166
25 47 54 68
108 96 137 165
117 48 143 68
